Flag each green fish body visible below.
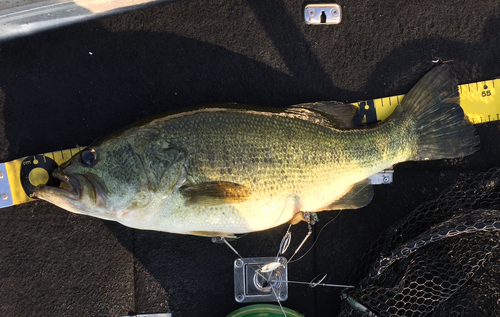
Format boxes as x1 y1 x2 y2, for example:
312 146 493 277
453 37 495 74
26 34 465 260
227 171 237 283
34 65 479 236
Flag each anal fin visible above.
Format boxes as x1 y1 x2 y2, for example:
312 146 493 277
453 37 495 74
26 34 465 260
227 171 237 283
321 179 374 210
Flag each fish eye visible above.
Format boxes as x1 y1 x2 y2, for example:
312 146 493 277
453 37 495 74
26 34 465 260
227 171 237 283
81 149 97 166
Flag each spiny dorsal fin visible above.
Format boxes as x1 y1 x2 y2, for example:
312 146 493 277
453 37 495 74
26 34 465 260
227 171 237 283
179 181 250 206
288 101 358 128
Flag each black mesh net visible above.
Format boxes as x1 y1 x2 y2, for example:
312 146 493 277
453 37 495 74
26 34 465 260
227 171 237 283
339 167 500 317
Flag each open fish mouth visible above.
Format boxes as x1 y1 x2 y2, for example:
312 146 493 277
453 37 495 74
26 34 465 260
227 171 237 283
34 168 108 214
33 169 81 202
33 170 113 220
52 169 81 199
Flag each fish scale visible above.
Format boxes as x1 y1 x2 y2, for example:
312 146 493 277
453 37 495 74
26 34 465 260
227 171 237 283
135 109 411 233
34 65 480 236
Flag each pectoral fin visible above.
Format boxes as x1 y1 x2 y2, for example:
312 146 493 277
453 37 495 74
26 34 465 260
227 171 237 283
322 179 374 210
179 181 250 206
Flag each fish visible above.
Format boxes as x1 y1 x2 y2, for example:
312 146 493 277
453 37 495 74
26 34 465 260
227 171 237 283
34 65 479 237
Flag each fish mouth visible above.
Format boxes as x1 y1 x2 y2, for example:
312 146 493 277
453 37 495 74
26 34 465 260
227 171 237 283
33 169 81 202
33 168 106 211
52 169 81 199
34 169 113 220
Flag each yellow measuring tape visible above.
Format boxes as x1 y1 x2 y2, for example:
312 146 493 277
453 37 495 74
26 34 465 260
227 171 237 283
0 148 84 208
0 78 498 209
351 79 500 124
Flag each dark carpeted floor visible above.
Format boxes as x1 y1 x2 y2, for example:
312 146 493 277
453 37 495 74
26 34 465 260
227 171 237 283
0 0 499 316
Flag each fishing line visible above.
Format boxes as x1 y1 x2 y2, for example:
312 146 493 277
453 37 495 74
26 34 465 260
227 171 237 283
222 212 350 317
222 201 347 315
269 277 354 289
270 279 354 288
222 236 290 316
221 237 243 258
287 213 313 263
271 285 288 316
288 210 341 264
286 181 368 264
221 237 279 288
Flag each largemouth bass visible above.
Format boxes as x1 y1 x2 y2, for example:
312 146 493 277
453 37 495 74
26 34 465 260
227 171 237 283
34 65 479 237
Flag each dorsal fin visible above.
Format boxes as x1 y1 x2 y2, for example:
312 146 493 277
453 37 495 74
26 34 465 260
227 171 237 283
288 101 358 128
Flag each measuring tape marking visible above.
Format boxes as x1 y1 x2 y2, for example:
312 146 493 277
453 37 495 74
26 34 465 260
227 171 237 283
2 148 84 207
352 79 500 124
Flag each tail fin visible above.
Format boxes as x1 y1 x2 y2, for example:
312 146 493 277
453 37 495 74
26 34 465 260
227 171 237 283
393 64 480 160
